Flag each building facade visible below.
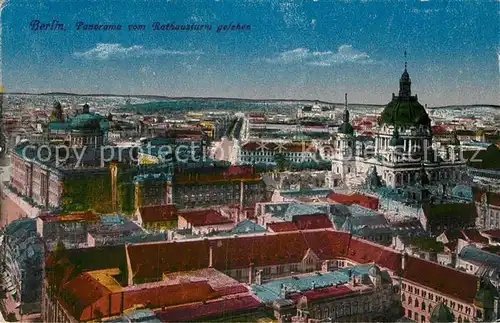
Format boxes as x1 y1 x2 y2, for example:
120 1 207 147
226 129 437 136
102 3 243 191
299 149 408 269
330 64 466 189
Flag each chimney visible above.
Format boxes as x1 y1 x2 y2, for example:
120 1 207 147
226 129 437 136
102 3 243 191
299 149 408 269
248 263 254 284
402 252 408 271
209 244 213 268
321 260 329 272
255 269 263 285
239 180 244 214
280 284 288 298
350 275 357 286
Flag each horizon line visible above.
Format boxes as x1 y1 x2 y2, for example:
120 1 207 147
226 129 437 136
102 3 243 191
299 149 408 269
2 91 500 110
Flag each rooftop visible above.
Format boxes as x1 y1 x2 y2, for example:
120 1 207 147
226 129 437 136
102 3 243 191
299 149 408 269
459 245 500 269
178 209 233 227
251 264 375 303
137 204 177 223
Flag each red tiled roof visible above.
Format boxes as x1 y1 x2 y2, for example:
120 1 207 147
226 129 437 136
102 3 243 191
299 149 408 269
461 229 489 244
483 229 500 239
294 215 333 230
267 222 299 232
431 125 448 134
127 240 210 282
347 237 401 272
59 273 112 321
402 256 478 303
156 294 262 322
327 192 379 210
38 211 98 222
178 209 233 227
122 281 219 310
138 204 177 223
300 230 350 260
215 284 249 296
126 230 351 282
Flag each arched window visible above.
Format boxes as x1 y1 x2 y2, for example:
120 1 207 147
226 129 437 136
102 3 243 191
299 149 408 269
402 294 406 302
408 296 412 305
421 302 426 311
415 299 419 307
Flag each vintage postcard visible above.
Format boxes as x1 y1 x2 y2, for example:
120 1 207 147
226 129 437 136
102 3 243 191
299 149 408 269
0 1 498 322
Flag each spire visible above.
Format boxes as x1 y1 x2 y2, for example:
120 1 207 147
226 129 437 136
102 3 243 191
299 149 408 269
343 93 350 123
399 51 411 98
404 50 407 71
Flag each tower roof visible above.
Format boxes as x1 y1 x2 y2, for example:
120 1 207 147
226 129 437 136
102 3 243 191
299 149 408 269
338 93 354 135
380 53 431 127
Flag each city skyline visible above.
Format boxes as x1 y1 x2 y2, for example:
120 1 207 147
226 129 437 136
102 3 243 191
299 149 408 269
1 0 499 106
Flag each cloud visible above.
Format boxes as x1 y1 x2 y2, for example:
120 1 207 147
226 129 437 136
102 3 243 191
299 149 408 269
73 43 203 60
265 45 375 66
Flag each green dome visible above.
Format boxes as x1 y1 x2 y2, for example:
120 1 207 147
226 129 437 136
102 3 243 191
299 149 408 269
430 303 454 323
338 122 354 135
70 113 109 131
381 96 431 127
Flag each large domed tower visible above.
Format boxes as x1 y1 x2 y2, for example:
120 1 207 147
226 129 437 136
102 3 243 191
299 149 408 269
373 52 436 187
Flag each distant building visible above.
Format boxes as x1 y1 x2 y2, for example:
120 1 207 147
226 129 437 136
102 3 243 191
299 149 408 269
296 101 335 120
235 140 319 166
47 103 109 147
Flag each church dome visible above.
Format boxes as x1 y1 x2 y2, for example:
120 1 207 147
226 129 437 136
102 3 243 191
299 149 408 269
380 59 431 127
381 97 430 127
430 303 454 323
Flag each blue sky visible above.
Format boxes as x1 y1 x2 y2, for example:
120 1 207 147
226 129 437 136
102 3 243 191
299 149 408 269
1 0 499 105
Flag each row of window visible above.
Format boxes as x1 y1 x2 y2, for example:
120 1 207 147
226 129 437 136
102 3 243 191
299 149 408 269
312 300 370 320
401 283 472 315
